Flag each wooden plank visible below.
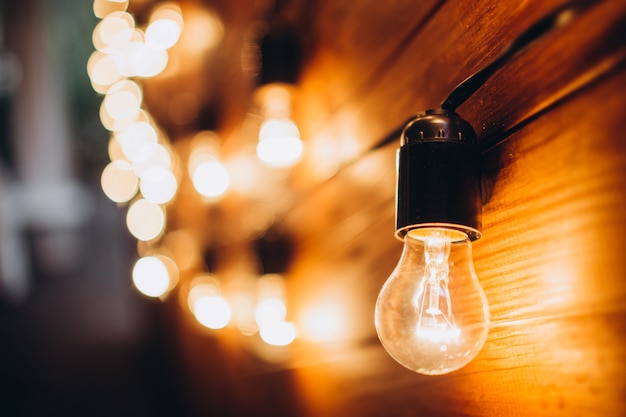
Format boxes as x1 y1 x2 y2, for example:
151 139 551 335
285 46 626 416
292 0 626 186
292 311 626 417
476 61 626 325
295 0 443 118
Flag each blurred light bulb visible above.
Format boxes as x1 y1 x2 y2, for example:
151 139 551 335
103 79 142 121
101 159 138 203
145 2 183 50
255 298 287 327
375 227 489 375
139 166 177 204
116 121 158 162
259 321 296 346
92 11 135 50
188 275 231 330
300 304 345 342
188 134 229 199
256 118 302 167
87 51 124 92
194 296 231 330
132 255 176 298
191 161 229 198
126 198 165 241
93 0 129 20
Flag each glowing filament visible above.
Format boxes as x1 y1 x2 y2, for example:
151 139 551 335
414 232 460 344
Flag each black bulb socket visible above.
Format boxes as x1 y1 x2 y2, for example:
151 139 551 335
395 108 482 241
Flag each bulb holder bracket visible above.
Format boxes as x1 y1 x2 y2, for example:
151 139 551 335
395 109 482 241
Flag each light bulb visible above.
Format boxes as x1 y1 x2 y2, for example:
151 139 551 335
375 109 487 375
375 226 489 375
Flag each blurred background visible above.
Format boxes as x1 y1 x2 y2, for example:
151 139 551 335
0 0 185 415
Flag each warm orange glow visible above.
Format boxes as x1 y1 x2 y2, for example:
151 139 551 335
126 198 165 241
177 7 223 54
255 84 295 118
225 276 259 335
101 159 138 203
255 274 287 323
161 230 200 272
299 304 346 342
253 274 296 346
255 299 287 327
306 132 361 181
93 0 129 19
187 132 220 172
223 153 267 197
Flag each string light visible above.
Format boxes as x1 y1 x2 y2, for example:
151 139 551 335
188 275 232 330
132 254 178 298
188 132 230 200
126 198 166 241
254 85 303 168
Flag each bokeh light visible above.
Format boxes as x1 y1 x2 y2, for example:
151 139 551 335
115 121 158 162
139 166 178 204
255 299 287 327
93 0 129 19
92 11 135 50
191 161 229 199
259 321 296 346
194 296 232 330
188 275 231 330
126 198 165 241
101 159 138 203
145 2 184 50
300 304 346 342
257 118 303 167
132 255 177 298
132 143 172 177
103 79 142 121
87 51 124 93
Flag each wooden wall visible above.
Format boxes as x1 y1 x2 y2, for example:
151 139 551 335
161 0 626 416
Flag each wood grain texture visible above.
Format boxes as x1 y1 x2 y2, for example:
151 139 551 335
282 0 626 416
288 63 626 417
157 0 626 416
292 0 626 187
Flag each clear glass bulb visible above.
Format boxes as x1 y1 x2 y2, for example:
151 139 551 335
375 227 489 375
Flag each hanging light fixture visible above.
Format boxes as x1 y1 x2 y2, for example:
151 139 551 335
374 109 489 375
252 17 303 168
373 0 593 375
